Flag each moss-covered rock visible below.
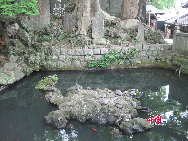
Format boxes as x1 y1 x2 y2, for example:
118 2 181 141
37 75 153 134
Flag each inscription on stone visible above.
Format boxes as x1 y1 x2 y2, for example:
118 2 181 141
92 12 104 39
63 12 75 35
29 0 50 30
136 22 144 42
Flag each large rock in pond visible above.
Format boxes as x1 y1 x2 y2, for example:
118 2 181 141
36 75 153 134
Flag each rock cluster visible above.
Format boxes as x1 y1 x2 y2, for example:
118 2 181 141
36 75 154 134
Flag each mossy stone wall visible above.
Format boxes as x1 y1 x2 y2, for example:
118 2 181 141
42 44 173 70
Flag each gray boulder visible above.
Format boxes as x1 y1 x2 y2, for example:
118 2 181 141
36 75 154 134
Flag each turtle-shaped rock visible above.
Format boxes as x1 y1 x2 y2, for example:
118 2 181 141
115 90 123 96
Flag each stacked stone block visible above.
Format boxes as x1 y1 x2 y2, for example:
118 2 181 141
45 44 172 70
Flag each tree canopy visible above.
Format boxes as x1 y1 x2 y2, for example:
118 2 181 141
0 0 40 16
151 0 177 10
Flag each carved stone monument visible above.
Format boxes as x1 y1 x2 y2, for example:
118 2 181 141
29 0 51 30
136 22 144 42
63 12 75 35
92 12 106 45
92 12 104 39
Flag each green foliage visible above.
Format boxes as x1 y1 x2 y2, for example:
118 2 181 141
126 27 138 40
35 74 58 89
87 49 139 68
62 28 68 40
151 0 176 10
145 27 166 44
65 2 76 14
0 0 40 16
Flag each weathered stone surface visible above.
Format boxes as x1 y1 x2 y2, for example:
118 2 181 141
93 49 101 54
120 118 153 134
74 56 85 62
85 56 92 61
136 22 144 42
84 49 93 55
67 49 75 55
29 0 50 30
101 48 109 54
52 48 61 56
3 63 18 70
120 19 139 29
63 12 75 35
19 16 35 32
17 28 31 46
64 61 71 67
122 0 139 20
109 0 123 16
6 23 19 38
0 69 25 85
121 47 129 52
94 55 103 61
92 12 104 39
36 76 153 134
93 38 108 45
72 61 81 68
75 49 84 56
114 47 122 52
9 55 19 63
61 48 67 55
80 61 88 67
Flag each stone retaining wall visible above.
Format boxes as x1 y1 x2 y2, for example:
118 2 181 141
43 44 173 70
173 32 188 55
173 26 188 55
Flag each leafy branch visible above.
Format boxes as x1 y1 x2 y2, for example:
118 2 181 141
0 0 40 16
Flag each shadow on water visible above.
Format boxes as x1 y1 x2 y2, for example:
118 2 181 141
0 68 188 141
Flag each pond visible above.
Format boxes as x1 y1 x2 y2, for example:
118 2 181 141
0 68 188 141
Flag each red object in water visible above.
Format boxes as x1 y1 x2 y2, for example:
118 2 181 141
93 128 97 131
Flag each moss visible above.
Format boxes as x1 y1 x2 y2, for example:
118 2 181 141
57 66 75 70
156 61 172 68
173 57 188 65
136 91 139 96
181 69 188 74
35 74 58 90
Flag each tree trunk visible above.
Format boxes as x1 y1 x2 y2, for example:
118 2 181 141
122 0 140 20
72 0 117 36
73 0 91 35
138 0 146 17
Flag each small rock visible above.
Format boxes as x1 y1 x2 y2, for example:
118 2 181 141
107 89 112 93
86 87 91 90
115 116 123 126
130 91 136 96
101 94 106 98
123 91 128 94
115 104 122 109
131 101 137 107
100 99 109 105
111 128 121 135
115 90 123 96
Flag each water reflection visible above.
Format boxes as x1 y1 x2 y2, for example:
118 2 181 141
142 85 188 141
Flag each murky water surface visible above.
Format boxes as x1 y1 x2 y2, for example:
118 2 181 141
0 68 188 141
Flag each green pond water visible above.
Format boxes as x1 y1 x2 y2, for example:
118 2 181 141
0 68 188 141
